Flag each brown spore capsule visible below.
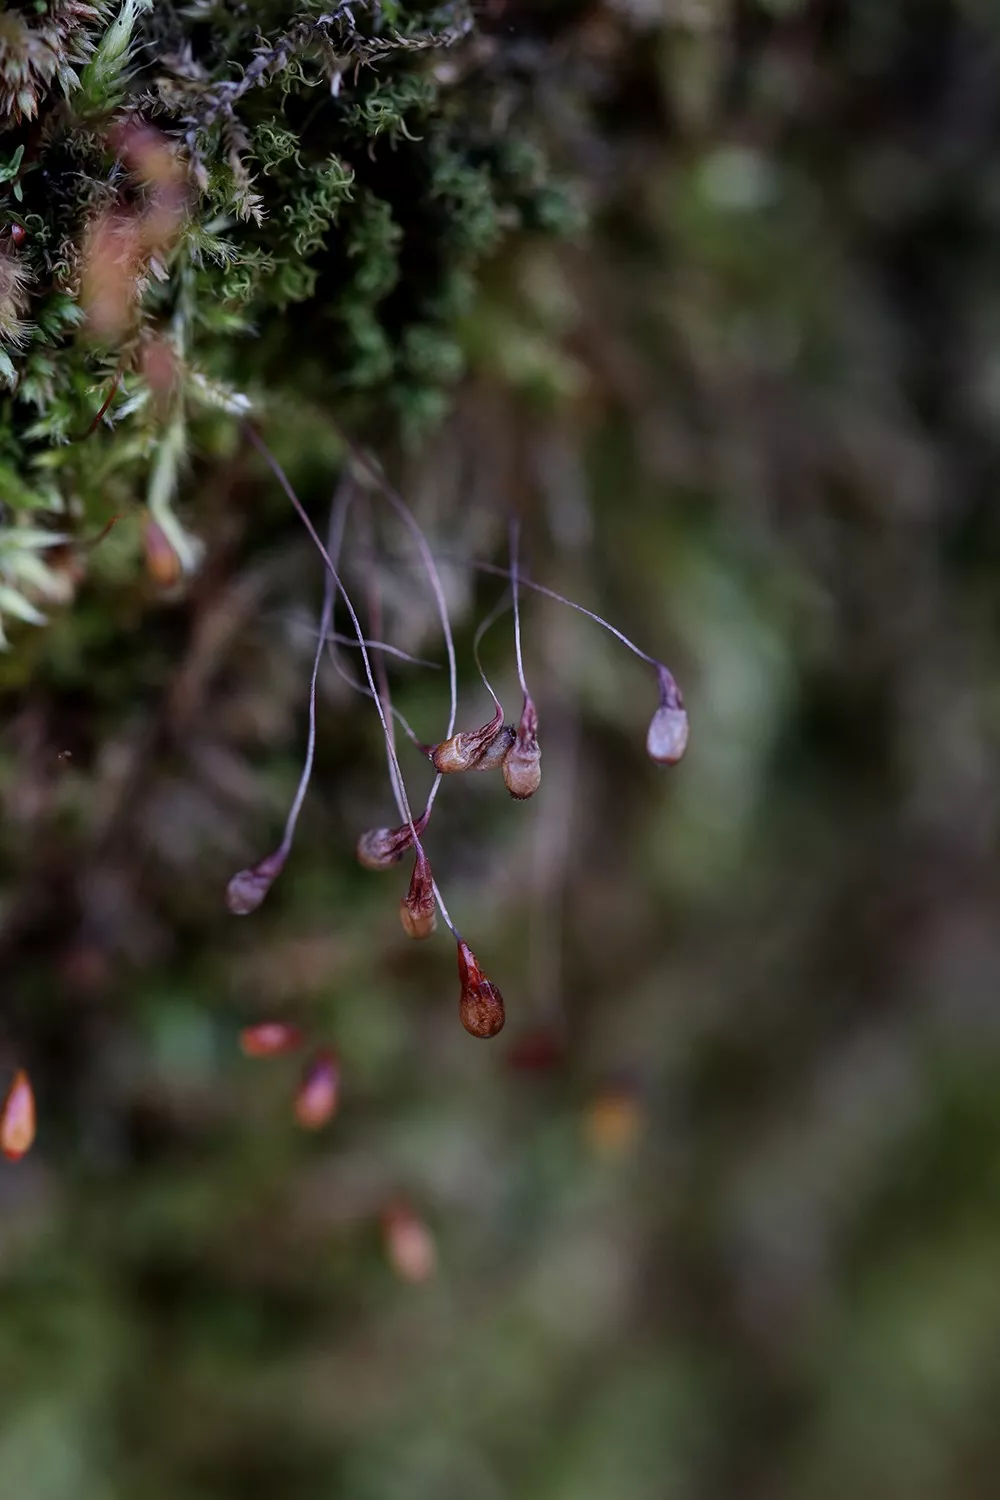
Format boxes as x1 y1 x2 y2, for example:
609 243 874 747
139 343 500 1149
1 1068 35 1162
430 734 471 774
647 664 689 765
503 694 541 799
9 222 26 247
400 847 437 940
356 809 429 872
471 724 516 771
226 848 287 914
456 938 506 1038
430 703 512 774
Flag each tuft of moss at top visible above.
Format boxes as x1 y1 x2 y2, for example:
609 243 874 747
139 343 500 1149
0 0 583 641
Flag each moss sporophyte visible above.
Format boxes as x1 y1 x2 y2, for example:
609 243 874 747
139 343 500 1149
0 1 686 1145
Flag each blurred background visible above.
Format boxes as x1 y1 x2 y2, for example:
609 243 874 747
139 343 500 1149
5 2 1000 1497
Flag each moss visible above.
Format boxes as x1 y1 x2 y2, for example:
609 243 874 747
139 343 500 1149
0 0 580 639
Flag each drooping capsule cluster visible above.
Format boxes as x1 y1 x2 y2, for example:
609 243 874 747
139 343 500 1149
227 434 690 1073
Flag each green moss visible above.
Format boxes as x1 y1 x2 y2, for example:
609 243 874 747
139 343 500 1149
0 0 581 639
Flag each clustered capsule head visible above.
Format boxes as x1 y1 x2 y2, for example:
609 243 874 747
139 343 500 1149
456 938 506 1038
399 846 437 940
431 697 541 798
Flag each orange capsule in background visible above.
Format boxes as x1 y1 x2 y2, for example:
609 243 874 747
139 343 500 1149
584 1085 643 1159
381 1202 437 1284
294 1048 339 1130
143 516 181 589
239 1022 304 1058
1 1069 36 1162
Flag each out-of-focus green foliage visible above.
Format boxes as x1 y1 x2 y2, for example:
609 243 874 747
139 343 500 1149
5 2 1000 1499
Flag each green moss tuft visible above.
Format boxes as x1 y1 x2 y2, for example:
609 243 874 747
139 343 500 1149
0 0 582 641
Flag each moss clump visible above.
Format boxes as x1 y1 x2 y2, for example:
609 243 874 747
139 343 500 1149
0 0 581 636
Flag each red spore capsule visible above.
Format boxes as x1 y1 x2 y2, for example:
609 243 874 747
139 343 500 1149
294 1049 339 1130
239 1023 304 1058
1 1069 36 1162
399 846 437 940
457 939 506 1038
